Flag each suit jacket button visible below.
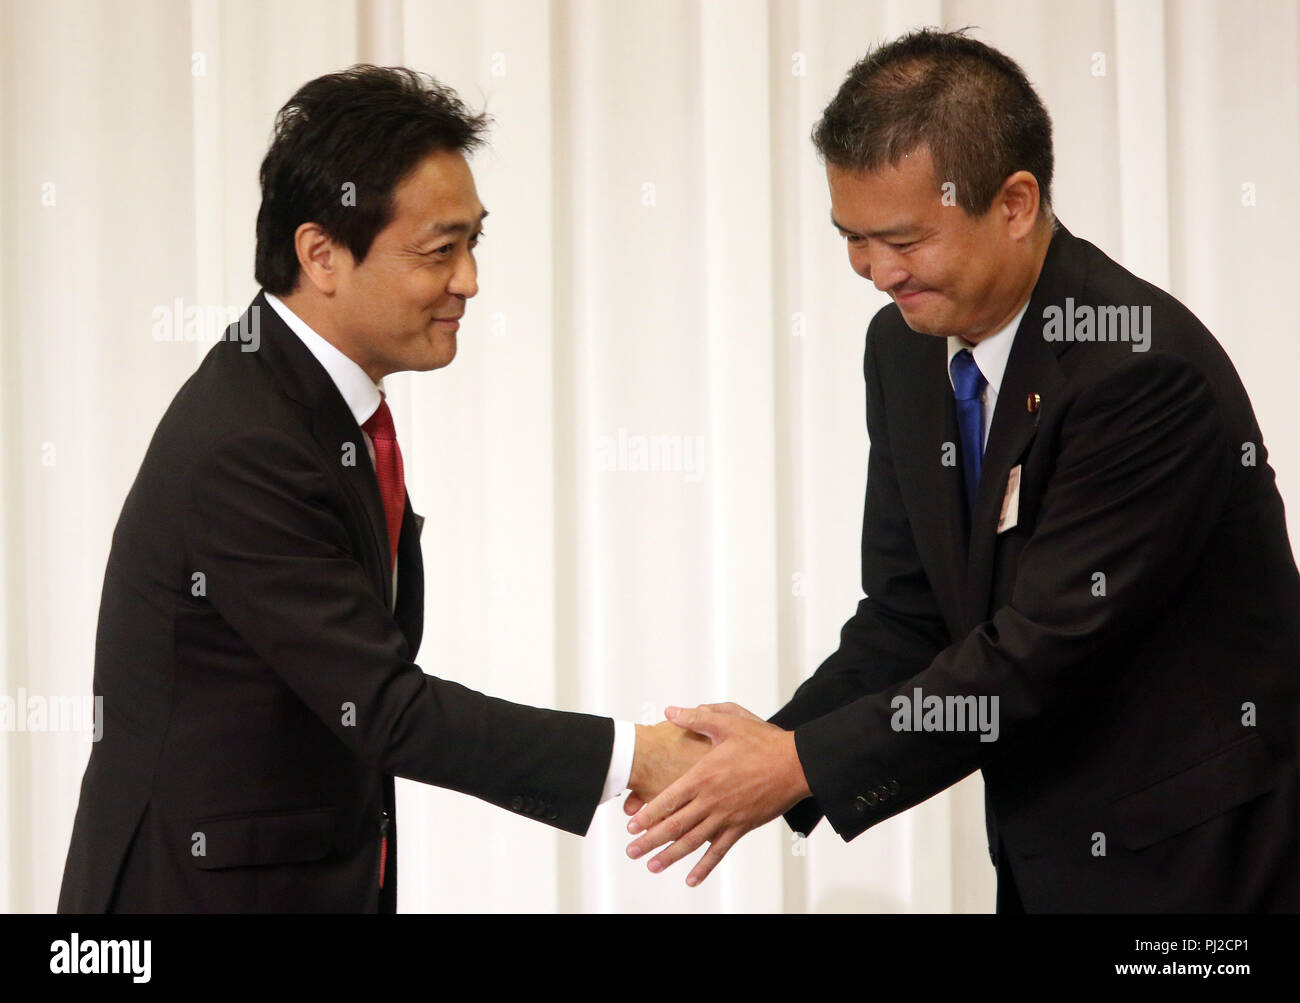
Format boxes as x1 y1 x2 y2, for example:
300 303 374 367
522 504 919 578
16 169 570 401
886 780 900 795
546 807 558 820
874 785 889 800
510 796 523 811
523 797 536 813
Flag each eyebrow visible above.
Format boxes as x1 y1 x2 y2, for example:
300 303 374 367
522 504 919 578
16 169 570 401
426 208 489 238
830 213 917 239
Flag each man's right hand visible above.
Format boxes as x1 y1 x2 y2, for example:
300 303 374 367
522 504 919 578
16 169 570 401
626 719 712 811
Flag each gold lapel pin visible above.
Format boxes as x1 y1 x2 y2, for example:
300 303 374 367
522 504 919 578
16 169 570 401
1027 393 1041 414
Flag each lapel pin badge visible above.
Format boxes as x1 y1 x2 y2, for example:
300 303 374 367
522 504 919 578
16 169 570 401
1026 393 1041 414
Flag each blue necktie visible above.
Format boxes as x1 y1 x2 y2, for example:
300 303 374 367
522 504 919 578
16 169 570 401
950 349 987 515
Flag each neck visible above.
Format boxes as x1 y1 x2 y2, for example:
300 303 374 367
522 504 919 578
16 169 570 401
964 220 1054 345
278 288 386 384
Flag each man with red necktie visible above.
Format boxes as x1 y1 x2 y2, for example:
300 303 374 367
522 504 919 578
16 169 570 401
57 65 704 913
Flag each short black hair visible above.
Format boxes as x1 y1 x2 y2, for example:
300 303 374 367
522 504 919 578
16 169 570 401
254 65 489 295
812 27 1054 220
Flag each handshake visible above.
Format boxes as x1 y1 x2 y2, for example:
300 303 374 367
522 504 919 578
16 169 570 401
621 703 812 886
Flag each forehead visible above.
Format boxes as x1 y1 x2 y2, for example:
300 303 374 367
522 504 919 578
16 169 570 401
388 149 484 232
827 148 941 218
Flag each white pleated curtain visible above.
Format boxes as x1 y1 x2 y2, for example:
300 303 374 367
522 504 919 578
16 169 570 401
2 0 1296 913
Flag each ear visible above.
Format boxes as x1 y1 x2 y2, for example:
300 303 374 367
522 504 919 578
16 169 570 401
999 171 1042 241
293 222 349 295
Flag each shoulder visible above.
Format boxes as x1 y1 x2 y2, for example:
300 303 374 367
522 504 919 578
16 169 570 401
1049 231 1258 433
118 337 324 541
150 337 312 470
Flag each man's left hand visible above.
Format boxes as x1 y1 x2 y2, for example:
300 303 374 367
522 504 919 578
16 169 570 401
625 703 811 886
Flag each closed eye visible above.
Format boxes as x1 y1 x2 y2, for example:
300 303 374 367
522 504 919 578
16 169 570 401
839 232 914 251
430 230 484 257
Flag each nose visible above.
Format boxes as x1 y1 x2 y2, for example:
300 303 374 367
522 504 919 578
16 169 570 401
449 246 478 299
850 241 909 294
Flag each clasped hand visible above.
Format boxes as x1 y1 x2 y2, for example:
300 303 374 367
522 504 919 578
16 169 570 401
624 703 811 886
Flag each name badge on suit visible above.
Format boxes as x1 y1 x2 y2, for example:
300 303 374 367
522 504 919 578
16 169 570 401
997 464 1021 535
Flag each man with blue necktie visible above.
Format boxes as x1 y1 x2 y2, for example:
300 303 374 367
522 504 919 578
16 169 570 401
626 28 1300 912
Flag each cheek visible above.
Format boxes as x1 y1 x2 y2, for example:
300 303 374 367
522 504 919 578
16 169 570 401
355 266 405 311
409 273 449 309
924 259 960 295
419 261 451 287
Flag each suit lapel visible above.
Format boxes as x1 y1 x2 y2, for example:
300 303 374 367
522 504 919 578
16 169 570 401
963 223 1082 626
250 291 394 607
394 499 425 657
311 403 394 607
903 335 972 637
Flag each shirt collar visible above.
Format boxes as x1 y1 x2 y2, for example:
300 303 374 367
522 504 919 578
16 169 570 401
946 297 1030 394
264 292 385 426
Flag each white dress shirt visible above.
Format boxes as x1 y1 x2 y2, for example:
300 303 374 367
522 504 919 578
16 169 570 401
945 297 1031 451
264 292 634 803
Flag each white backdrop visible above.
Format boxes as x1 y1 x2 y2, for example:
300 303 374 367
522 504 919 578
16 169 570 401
2 0 1297 913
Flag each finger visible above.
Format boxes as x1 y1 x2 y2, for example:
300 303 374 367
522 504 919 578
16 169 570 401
628 772 692 834
627 796 709 860
628 796 707 858
646 818 717 874
665 704 727 741
686 828 742 887
699 701 760 722
623 792 645 816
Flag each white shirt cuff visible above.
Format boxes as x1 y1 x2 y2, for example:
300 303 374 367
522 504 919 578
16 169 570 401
599 719 636 803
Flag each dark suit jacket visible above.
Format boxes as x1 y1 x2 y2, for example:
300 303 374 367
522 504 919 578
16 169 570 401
58 290 614 913
770 221 1300 912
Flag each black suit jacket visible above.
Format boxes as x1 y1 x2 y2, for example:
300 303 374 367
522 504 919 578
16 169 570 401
58 291 614 913
771 221 1300 912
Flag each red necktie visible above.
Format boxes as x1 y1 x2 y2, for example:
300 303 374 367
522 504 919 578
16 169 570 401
363 399 402 891
362 398 406 568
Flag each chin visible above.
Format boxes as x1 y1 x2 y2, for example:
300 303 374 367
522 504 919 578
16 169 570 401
899 311 935 335
901 308 952 338
419 333 457 371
